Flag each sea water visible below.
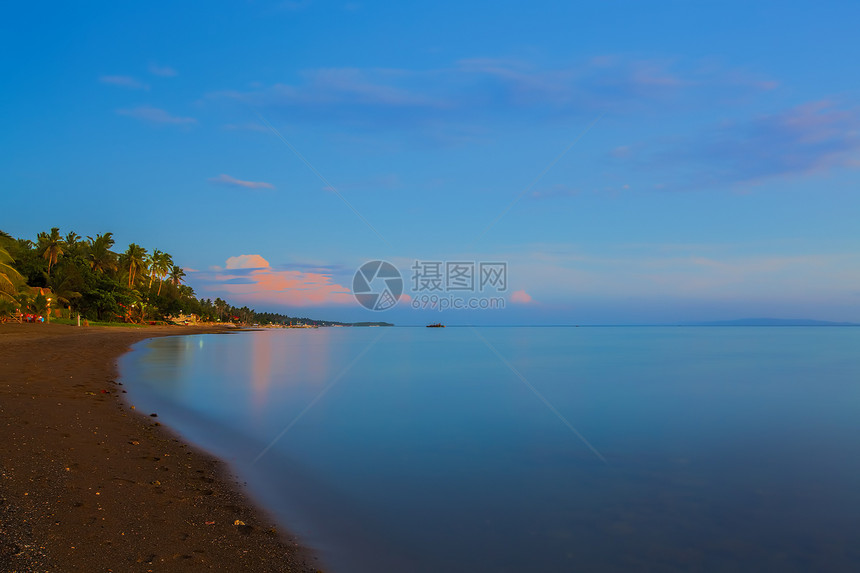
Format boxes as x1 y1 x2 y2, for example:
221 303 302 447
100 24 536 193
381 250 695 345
118 326 860 572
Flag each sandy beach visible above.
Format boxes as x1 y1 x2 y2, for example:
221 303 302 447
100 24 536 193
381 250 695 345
0 323 320 572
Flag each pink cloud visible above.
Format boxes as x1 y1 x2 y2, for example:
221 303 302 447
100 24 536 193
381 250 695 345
221 269 353 306
226 254 270 269
510 290 533 304
209 254 354 307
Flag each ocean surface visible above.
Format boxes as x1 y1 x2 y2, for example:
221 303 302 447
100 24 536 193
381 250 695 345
118 326 860 572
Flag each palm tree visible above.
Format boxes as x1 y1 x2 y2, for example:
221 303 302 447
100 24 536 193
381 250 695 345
214 297 227 321
145 250 159 290
178 284 195 299
169 265 186 286
0 244 25 303
123 244 147 289
37 227 64 277
64 231 83 256
153 251 173 295
48 264 82 317
0 298 17 320
87 233 118 274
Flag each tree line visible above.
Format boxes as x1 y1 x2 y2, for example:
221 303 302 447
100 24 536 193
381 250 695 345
0 227 340 325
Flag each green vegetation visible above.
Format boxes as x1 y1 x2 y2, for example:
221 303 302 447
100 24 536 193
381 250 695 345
1 227 215 323
0 228 393 327
48 316 148 328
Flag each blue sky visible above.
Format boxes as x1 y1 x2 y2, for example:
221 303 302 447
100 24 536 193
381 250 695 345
2 1 859 324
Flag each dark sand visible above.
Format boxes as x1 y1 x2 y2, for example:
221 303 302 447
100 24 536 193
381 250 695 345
0 323 322 572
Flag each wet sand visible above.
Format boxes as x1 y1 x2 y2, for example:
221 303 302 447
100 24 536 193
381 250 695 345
0 323 322 572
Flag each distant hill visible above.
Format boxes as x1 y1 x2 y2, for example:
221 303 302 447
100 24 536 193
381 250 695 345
683 318 859 326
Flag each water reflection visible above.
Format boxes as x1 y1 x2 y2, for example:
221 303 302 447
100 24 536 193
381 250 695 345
249 330 273 412
119 327 860 573
132 334 196 396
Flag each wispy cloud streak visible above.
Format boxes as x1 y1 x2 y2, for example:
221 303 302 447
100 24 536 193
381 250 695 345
100 75 149 90
116 105 196 125
148 62 178 77
614 101 860 190
209 174 274 189
208 56 774 130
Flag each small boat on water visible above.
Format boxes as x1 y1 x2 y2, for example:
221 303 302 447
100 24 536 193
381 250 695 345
426 323 445 328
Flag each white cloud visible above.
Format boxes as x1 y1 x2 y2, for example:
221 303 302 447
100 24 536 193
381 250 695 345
208 174 275 190
116 105 196 125
222 122 269 132
208 55 776 132
148 62 178 77
100 75 149 90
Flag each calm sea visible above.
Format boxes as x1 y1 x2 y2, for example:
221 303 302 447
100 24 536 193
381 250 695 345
118 326 860 572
